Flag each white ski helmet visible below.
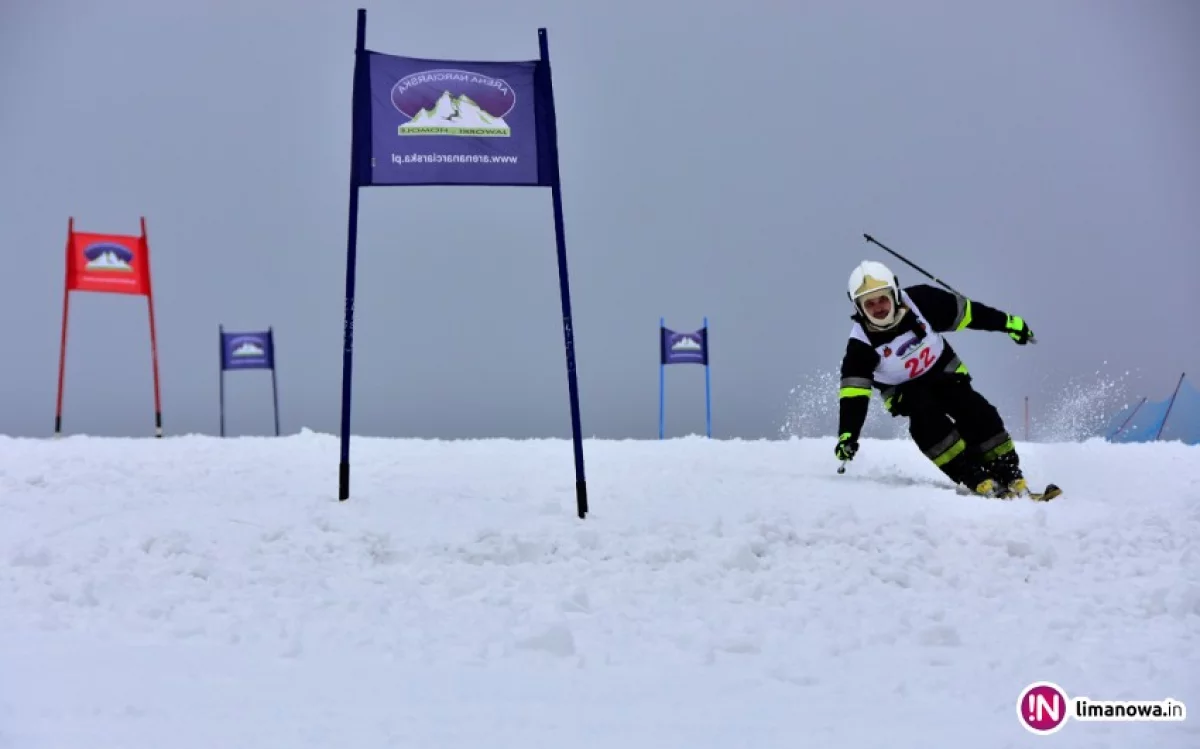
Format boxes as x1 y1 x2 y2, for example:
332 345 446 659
847 260 900 327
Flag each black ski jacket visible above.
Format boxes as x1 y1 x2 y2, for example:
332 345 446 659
837 284 1013 440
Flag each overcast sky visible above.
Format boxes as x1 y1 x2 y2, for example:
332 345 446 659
1 0 1197 441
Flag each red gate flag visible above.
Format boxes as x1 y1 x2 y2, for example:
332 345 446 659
67 224 152 295
55 217 164 438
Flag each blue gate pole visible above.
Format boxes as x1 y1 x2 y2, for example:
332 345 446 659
659 317 665 439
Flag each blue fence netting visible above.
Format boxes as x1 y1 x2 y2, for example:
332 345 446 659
1106 373 1199 445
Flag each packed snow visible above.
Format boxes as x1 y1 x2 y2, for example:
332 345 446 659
1 430 1197 748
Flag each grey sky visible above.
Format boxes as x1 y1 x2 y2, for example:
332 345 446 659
2 0 1197 441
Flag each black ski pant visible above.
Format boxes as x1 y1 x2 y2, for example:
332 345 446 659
887 372 1022 486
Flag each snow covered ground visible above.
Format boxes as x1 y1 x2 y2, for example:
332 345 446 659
1 431 1197 748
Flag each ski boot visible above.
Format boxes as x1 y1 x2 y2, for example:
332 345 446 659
964 477 999 497
995 477 1028 499
979 451 1024 499
953 463 1000 497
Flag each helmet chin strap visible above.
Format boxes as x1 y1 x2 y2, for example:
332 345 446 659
865 312 898 330
860 296 905 330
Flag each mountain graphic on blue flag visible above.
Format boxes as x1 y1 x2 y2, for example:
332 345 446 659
232 341 265 357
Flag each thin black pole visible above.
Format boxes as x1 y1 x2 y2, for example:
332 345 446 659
1155 372 1186 440
863 233 965 296
1110 396 1146 439
270 327 281 437
218 324 226 437
539 27 588 519
337 8 368 501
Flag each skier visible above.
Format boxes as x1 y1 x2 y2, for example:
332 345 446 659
833 259 1040 499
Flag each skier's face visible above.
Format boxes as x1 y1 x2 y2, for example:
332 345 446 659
862 291 893 320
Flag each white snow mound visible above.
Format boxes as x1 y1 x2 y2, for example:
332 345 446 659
0 433 1196 748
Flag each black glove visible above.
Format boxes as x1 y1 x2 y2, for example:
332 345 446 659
835 432 858 461
1005 315 1034 345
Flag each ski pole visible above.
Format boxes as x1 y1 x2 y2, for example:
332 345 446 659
862 232 1036 344
863 233 966 296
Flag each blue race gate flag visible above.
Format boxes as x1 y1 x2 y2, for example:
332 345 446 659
1106 372 1199 445
219 325 280 437
338 9 588 518
659 317 711 439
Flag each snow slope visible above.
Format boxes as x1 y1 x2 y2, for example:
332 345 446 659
1 432 1197 748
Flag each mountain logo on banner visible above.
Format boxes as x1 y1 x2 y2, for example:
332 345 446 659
391 69 514 137
231 340 266 358
83 243 134 273
672 336 702 351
